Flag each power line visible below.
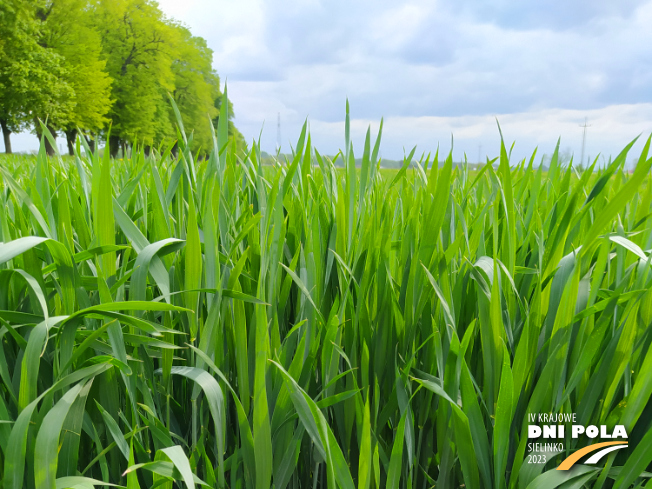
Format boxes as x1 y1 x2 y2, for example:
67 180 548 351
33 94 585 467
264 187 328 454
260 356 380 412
580 117 591 167
276 112 281 153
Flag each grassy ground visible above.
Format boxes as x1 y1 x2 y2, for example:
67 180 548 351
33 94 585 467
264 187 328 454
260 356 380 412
0 121 651 489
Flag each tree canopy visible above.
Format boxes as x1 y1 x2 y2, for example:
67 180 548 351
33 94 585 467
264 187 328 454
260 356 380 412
0 0 244 156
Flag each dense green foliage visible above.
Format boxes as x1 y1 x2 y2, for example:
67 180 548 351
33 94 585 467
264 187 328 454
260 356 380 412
0 0 244 156
1 102 652 489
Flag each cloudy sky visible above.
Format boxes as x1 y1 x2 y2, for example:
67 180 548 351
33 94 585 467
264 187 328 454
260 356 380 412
13 0 652 164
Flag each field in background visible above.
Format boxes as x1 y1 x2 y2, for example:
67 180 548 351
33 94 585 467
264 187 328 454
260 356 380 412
1 109 652 489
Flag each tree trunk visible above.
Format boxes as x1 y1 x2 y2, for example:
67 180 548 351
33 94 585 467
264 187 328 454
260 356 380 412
171 141 179 159
65 129 77 156
35 120 57 156
0 119 12 154
109 135 120 158
87 135 96 154
144 145 151 156
44 125 57 156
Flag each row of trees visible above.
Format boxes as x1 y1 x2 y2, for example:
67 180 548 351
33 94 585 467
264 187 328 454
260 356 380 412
0 0 245 156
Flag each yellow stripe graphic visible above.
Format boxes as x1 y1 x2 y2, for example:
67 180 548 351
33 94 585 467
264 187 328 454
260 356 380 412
556 441 628 470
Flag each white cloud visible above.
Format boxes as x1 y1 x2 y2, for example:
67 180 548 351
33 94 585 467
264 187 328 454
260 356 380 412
7 0 652 162
238 102 652 165
10 103 651 168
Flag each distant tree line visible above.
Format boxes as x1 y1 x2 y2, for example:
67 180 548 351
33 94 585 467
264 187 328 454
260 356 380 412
0 0 245 156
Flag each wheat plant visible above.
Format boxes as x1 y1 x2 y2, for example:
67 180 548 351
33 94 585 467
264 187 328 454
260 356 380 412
1 98 652 489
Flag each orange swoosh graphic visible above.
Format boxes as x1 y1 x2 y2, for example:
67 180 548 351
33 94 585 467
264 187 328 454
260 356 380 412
557 441 628 470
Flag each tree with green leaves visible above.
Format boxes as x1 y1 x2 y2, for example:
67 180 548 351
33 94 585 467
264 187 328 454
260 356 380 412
1 0 244 157
37 0 113 155
91 0 177 157
0 0 74 154
0 0 25 153
213 87 247 154
169 24 219 153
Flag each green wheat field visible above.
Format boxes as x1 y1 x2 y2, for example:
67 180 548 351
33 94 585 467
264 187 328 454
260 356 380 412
1 102 652 489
